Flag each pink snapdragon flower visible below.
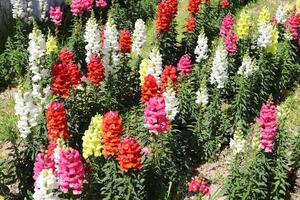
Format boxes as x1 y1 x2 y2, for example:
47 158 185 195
96 0 107 8
224 33 237 53
58 147 85 195
285 16 299 40
49 6 63 26
33 152 55 181
144 96 170 134
220 14 235 37
188 177 210 196
177 54 192 75
70 0 93 16
257 102 278 153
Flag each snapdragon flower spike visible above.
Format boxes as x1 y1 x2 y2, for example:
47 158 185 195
101 112 123 157
160 65 177 92
238 55 255 77
210 45 228 89
194 31 209 63
38 0 48 20
119 29 132 54
184 17 196 33
166 0 178 16
224 33 237 54
257 102 278 153
285 16 299 40
58 147 85 195
163 85 179 121
236 11 251 40
148 48 163 84
82 114 103 159
49 6 63 26
116 137 143 172
87 56 105 86
15 91 40 138
195 86 209 106
46 34 58 55
59 49 74 65
156 1 173 33
275 5 288 24
141 74 159 104
220 14 235 37
46 101 69 144
33 152 55 181
132 19 146 56
11 0 26 19
188 0 201 15
221 0 229 9
96 0 107 8
84 14 101 63
144 96 170 134
33 169 59 200
139 59 151 86
67 63 82 87
177 54 192 75
70 0 93 16
188 177 210 196
51 61 72 98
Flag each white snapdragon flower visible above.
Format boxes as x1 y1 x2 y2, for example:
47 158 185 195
15 91 40 139
210 45 228 89
275 5 288 24
230 132 246 155
238 55 255 77
194 32 208 63
38 0 48 20
148 48 163 84
85 15 101 63
195 87 209 106
132 19 146 56
163 87 179 121
257 23 273 48
33 169 60 200
11 0 26 19
28 27 51 103
102 21 120 73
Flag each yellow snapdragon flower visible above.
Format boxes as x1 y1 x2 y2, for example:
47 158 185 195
236 11 251 39
46 34 58 55
139 59 151 85
266 27 279 54
258 8 271 25
297 0 300 11
82 115 103 159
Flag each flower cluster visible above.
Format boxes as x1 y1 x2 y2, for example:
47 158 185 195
116 137 143 172
38 0 48 20
257 23 273 48
46 101 69 145
238 55 255 77
33 169 59 200
49 6 63 26
148 48 163 84
82 114 103 159
188 0 201 15
188 177 210 196
257 102 278 153
258 8 271 26
167 0 178 15
156 1 173 32
84 15 101 63
285 16 299 40
194 31 209 63
139 59 151 85
163 86 179 121
275 5 288 24
220 14 237 53
101 112 123 157
51 49 81 98
160 65 177 92
141 74 159 104
11 0 26 19
102 21 120 73
58 147 85 195
119 29 132 54
177 54 192 75
132 19 146 56
230 128 246 155
236 11 251 39
33 152 55 181
220 0 229 9
70 0 93 16
96 0 107 8
210 45 228 89
144 96 170 134
195 79 209 106
46 34 58 55
87 56 105 86
15 91 40 138
184 17 196 33
28 27 51 103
